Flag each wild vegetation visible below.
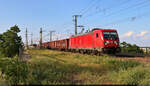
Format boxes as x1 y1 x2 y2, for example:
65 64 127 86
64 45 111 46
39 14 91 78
1 49 150 85
0 25 24 85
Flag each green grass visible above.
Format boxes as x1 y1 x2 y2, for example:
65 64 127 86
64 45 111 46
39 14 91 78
0 49 150 85
108 66 150 85
26 49 150 85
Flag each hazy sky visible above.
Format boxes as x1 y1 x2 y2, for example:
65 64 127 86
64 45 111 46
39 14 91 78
0 0 150 46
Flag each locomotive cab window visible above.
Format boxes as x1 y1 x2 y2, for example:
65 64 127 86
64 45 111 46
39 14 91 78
96 33 99 38
103 32 118 40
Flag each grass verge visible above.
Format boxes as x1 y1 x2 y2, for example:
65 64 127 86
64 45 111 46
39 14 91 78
0 49 150 85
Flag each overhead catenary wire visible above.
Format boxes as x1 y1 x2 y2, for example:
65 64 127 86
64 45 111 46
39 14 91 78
106 0 150 17
83 0 150 21
80 0 133 31
97 11 150 27
79 0 101 16
107 1 150 19
78 0 94 14
83 0 131 18
82 0 150 29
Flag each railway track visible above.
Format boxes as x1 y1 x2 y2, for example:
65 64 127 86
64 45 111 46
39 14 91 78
116 56 150 66
115 53 150 57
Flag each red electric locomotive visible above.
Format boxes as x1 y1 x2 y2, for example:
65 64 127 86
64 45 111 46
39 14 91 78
39 28 121 54
69 28 121 54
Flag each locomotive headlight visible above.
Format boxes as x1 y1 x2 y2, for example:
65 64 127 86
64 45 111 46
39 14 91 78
114 41 119 45
107 41 110 43
104 41 109 45
114 41 117 44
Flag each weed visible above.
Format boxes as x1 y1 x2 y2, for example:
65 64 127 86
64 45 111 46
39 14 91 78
106 59 141 71
108 66 150 85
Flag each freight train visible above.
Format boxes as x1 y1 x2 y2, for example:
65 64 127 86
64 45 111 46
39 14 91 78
37 28 121 54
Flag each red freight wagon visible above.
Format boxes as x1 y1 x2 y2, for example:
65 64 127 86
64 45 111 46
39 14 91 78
37 44 40 48
49 39 69 50
69 28 120 53
42 42 50 48
49 41 55 49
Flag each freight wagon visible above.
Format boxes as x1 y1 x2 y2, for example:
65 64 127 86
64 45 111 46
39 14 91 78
49 39 69 51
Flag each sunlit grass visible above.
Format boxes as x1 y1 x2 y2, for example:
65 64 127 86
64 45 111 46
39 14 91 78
0 49 150 85
25 49 150 85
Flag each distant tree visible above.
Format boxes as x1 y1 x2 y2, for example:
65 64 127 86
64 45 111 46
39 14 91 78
120 41 128 48
120 41 143 53
0 25 23 57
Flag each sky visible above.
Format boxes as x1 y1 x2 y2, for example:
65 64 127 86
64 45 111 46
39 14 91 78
0 0 150 46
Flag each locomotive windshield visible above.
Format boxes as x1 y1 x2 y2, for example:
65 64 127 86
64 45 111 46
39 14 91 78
103 32 118 40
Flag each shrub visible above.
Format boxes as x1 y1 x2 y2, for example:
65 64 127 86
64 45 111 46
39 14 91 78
27 62 70 85
0 57 29 85
120 42 144 54
106 59 141 71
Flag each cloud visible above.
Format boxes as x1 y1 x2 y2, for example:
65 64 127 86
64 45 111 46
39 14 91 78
120 30 150 46
141 36 150 40
136 31 148 37
133 31 149 41
121 31 149 39
120 31 134 38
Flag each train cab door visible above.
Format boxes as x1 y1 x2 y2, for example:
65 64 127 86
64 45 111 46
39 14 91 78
94 31 102 47
94 32 99 47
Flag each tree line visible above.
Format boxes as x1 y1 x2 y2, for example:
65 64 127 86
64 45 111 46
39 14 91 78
120 41 144 54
